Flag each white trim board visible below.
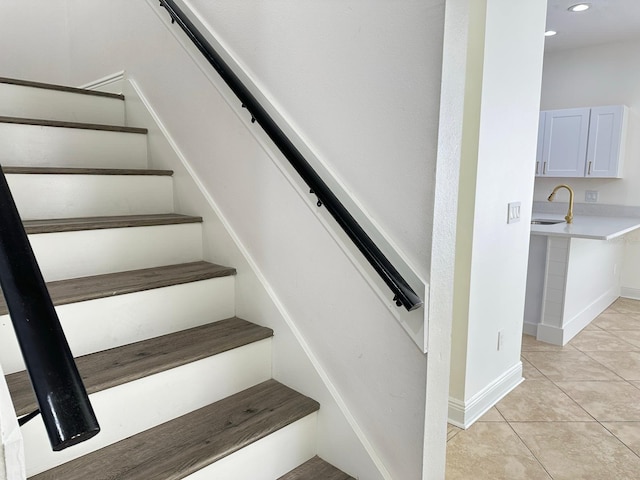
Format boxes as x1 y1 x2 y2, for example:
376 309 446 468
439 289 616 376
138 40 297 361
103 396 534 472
621 287 640 301
538 285 618 346
448 362 523 429
79 71 125 95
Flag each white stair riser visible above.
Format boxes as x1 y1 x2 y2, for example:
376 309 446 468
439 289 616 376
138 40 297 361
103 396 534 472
23 339 273 476
7 174 174 219
0 277 235 374
185 414 317 480
0 84 125 126
30 223 203 282
0 123 147 169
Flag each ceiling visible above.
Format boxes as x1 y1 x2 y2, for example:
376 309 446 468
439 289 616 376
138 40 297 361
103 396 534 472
545 0 640 51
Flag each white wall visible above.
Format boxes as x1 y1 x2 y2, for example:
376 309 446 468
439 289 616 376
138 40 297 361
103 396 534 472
536 38 640 296
0 0 444 284
0 1 446 478
448 0 547 426
184 0 444 282
0 4 71 84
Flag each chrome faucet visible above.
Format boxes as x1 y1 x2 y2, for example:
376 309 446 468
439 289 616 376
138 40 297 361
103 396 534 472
547 184 574 224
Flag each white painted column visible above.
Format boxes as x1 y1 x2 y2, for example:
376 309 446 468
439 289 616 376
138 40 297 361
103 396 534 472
0 362 25 480
447 0 548 429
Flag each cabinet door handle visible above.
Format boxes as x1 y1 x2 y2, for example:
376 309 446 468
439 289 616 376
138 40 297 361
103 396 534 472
588 161 592 175
543 162 547 175
536 161 539 175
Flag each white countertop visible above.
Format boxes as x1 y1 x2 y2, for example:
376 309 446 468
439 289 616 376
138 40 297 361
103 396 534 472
530 214 640 240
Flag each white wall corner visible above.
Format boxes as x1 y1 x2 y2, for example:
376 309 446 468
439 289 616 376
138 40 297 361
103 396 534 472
447 362 523 429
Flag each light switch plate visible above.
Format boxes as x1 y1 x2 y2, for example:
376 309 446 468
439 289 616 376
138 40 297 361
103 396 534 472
507 202 521 224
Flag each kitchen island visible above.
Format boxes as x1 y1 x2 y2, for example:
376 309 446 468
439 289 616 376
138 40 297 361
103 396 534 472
524 214 640 345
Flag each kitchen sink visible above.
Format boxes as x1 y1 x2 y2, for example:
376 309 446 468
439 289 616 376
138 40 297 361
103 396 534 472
531 219 565 225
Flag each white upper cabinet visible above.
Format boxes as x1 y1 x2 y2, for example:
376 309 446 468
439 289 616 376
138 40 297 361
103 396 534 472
536 106 628 178
586 106 628 178
539 108 590 177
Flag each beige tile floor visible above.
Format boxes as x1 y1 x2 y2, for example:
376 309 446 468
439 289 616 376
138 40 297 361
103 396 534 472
446 297 640 479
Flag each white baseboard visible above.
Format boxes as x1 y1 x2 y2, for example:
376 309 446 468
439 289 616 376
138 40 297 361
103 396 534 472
538 285 619 346
535 323 565 346
621 287 640 301
522 322 538 337
448 362 523 429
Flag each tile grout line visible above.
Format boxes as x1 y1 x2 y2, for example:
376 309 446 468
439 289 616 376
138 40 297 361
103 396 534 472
598 422 640 461
521 352 597 423
575 349 630 382
504 420 554 479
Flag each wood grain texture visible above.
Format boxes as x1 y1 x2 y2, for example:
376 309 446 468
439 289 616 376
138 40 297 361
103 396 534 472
2 166 172 176
29 380 320 480
7 317 273 416
0 261 236 315
23 214 202 234
0 116 147 134
0 77 124 100
278 456 355 480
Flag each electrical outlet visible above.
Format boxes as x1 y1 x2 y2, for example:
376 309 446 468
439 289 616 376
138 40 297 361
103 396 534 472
585 190 599 203
507 202 521 224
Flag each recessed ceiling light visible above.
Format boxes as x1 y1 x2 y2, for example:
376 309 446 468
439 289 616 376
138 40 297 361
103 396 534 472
545 30 558 37
568 3 590 12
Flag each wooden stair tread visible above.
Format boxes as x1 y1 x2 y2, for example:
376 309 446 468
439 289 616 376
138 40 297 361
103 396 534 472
7 317 273 416
0 261 236 316
2 166 172 176
278 456 355 480
29 380 320 480
0 116 147 134
0 77 124 100
23 214 203 234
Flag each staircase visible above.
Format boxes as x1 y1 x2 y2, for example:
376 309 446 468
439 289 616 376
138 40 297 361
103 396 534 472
0 77 355 480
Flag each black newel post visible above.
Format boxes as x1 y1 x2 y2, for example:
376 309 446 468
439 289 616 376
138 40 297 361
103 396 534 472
0 167 99 450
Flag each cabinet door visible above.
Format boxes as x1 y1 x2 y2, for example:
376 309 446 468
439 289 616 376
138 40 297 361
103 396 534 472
535 112 545 176
586 105 627 178
540 108 590 177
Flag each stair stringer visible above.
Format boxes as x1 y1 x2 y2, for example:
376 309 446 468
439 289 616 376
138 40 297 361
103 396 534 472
117 74 389 480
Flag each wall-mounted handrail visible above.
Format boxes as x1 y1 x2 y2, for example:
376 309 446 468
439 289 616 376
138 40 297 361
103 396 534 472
158 0 423 311
0 167 100 450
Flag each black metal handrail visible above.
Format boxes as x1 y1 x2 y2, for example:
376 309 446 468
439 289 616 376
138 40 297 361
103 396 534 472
0 167 100 450
159 0 423 311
